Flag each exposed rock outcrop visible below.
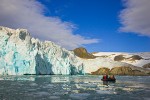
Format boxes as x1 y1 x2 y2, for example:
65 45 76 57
110 66 147 75
114 55 125 61
127 55 143 61
142 63 150 68
114 55 143 62
91 66 149 76
91 67 110 75
73 47 96 59
110 66 133 75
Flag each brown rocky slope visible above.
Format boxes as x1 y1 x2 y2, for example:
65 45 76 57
91 66 149 76
143 63 150 68
73 47 96 59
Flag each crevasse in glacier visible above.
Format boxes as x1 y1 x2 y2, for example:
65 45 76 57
0 26 84 75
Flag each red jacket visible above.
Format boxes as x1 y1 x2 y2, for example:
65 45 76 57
103 75 108 80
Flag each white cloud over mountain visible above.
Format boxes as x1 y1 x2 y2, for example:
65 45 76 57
119 0 150 37
0 0 98 49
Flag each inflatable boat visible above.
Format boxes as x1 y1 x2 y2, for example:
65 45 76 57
101 78 116 82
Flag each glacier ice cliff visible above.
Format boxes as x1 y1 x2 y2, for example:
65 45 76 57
0 26 84 75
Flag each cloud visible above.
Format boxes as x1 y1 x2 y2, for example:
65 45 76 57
119 0 150 37
0 0 99 49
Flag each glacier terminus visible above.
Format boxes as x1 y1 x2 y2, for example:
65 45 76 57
0 26 84 75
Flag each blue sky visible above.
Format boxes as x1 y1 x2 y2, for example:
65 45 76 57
0 0 150 52
39 0 150 52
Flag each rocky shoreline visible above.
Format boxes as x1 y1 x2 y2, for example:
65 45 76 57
91 66 150 76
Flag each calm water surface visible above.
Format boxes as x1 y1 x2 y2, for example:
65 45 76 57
0 75 149 100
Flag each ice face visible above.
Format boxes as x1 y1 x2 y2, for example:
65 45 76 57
0 26 84 75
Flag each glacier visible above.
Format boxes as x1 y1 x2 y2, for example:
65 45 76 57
0 26 84 75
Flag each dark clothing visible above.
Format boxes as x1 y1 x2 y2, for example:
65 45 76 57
109 75 115 80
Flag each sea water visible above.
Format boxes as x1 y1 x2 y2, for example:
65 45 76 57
0 75 149 100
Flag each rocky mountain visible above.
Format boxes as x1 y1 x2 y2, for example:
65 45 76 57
74 48 150 75
0 26 84 75
73 47 96 59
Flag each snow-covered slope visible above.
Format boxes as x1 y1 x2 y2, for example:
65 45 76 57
73 49 150 75
0 26 84 75
93 52 150 67
80 57 131 73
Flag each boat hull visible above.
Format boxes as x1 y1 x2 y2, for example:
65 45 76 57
101 79 116 82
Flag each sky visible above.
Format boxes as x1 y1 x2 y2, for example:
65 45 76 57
0 0 150 52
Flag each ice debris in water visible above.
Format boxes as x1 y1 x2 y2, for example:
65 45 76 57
0 26 84 75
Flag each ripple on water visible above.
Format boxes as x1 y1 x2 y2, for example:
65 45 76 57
53 92 65 95
29 83 38 86
70 93 90 99
96 90 113 95
49 96 60 99
34 91 50 97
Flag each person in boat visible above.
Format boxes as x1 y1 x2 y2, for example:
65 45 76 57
109 75 116 80
102 74 116 81
102 74 108 80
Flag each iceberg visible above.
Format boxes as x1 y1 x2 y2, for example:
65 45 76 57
0 26 84 75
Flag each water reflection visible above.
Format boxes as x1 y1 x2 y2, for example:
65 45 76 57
0 75 102 83
103 81 116 86
0 76 35 81
103 81 108 86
